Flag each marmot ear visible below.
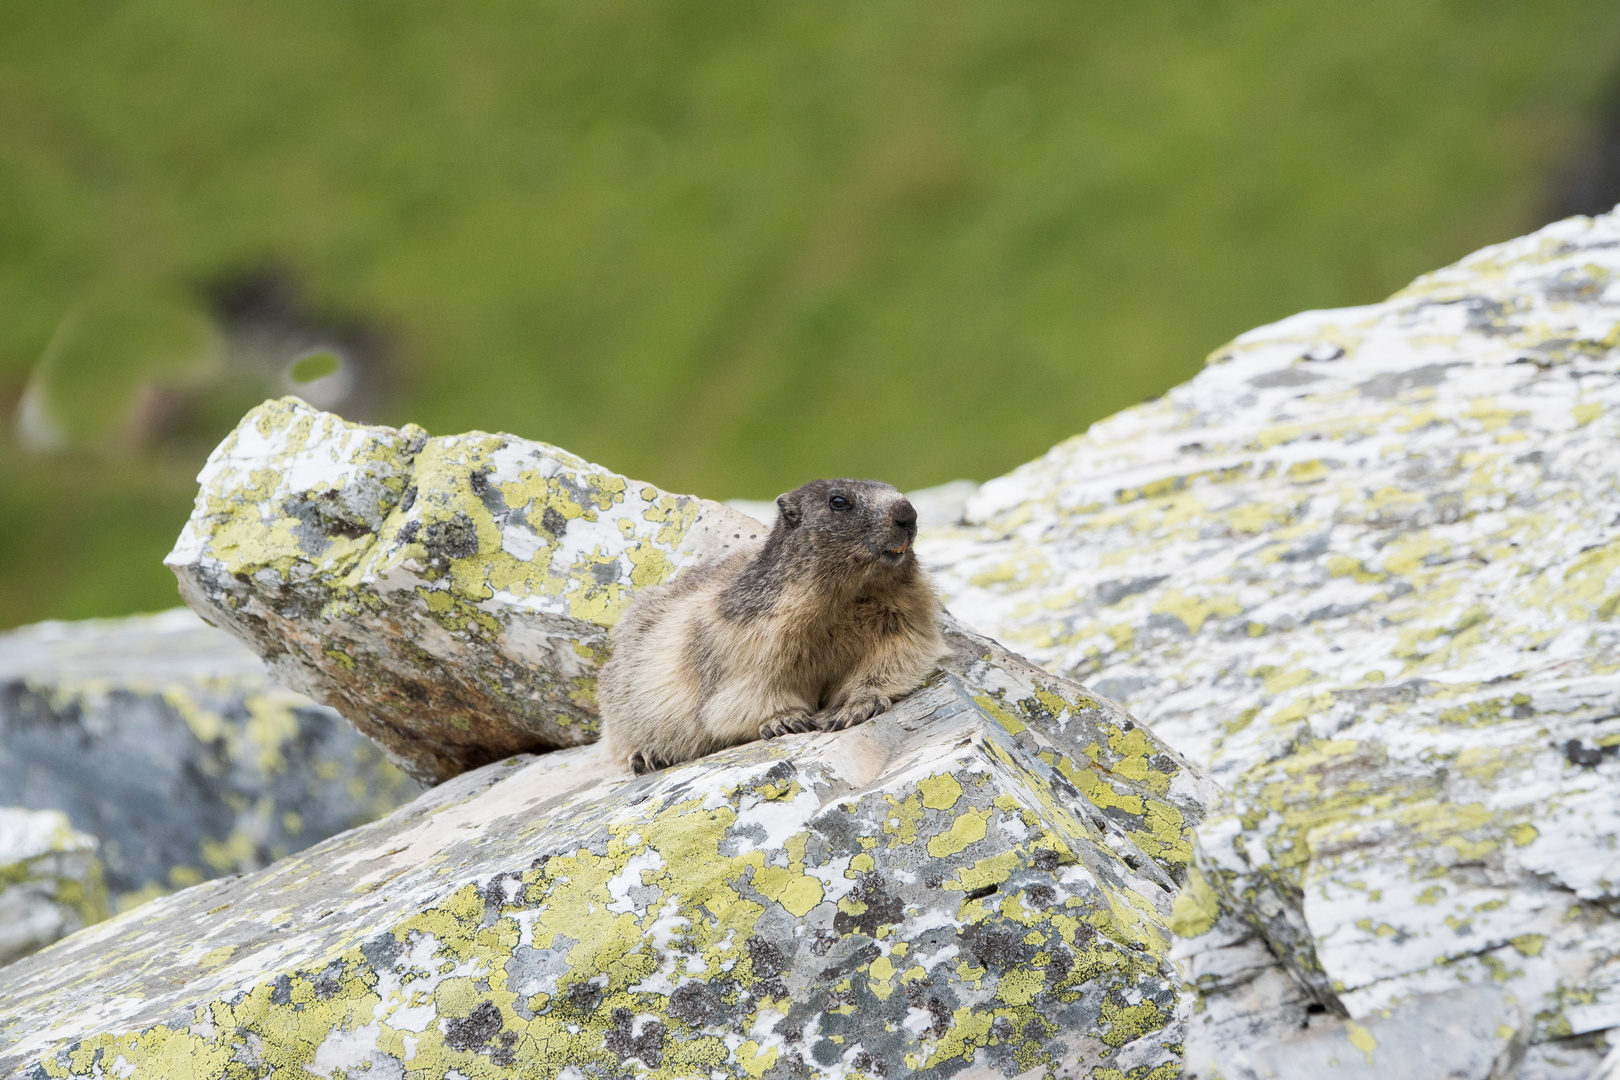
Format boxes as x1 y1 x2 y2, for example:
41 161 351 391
775 492 802 528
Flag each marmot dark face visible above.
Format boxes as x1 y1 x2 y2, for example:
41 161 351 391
773 478 919 580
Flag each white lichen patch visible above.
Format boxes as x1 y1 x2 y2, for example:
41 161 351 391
166 398 767 784
0 621 1208 1080
920 209 1620 1072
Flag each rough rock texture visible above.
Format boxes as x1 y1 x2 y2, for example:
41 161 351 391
166 397 765 784
1210 984 1527 1079
0 609 418 934
0 620 1210 1079
0 809 104 968
921 209 1620 1075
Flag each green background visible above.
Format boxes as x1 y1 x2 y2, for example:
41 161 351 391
2 1 1618 627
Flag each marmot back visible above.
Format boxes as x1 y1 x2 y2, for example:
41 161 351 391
597 478 946 774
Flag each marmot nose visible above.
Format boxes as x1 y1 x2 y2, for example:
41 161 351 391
891 500 917 532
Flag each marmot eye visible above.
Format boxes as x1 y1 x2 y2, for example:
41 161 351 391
829 494 850 511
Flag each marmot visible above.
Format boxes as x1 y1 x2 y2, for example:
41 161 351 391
598 478 946 774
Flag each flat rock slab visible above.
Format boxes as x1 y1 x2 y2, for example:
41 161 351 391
0 609 417 952
0 623 1209 1079
166 398 765 784
922 209 1620 1073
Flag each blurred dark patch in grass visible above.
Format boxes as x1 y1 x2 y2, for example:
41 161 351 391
1 1 1619 626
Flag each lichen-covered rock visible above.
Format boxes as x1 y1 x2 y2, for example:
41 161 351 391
166 397 765 784
921 209 1620 1074
0 620 1210 1079
0 809 105 967
0 608 417 935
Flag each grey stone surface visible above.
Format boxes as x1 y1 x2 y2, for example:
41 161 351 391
1520 1034 1614 1080
0 608 418 945
1588 1044 1620 1080
1214 984 1525 1079
0 808 103 968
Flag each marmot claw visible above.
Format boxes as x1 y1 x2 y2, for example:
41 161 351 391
628 750 673 775
818 696 892 732
759 712 817 739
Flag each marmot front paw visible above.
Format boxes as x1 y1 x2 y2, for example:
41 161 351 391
816 696 892 732
759 712 818 739
628 749 676 775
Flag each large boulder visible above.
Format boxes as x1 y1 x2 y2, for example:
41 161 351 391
0 609 418 956
165 397 764 784
922 209 1620 1076
0 620 1211 1079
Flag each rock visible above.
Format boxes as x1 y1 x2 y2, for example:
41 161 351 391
166 396 766 784
0 809 104 967
0 618 1211 1079
921 208 1620 1069
1212 984 1526 1080
1523 1036 1615 1080
0 608 418 945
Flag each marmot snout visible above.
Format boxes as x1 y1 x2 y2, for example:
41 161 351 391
598 478 947 774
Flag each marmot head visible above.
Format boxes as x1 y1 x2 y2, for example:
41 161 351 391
773 479 919 580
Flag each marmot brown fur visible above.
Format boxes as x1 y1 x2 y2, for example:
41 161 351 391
598 478 946 774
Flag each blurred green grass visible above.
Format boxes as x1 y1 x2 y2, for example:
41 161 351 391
2 1 1618 627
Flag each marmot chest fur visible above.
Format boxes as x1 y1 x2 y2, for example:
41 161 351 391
598 478 946 774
